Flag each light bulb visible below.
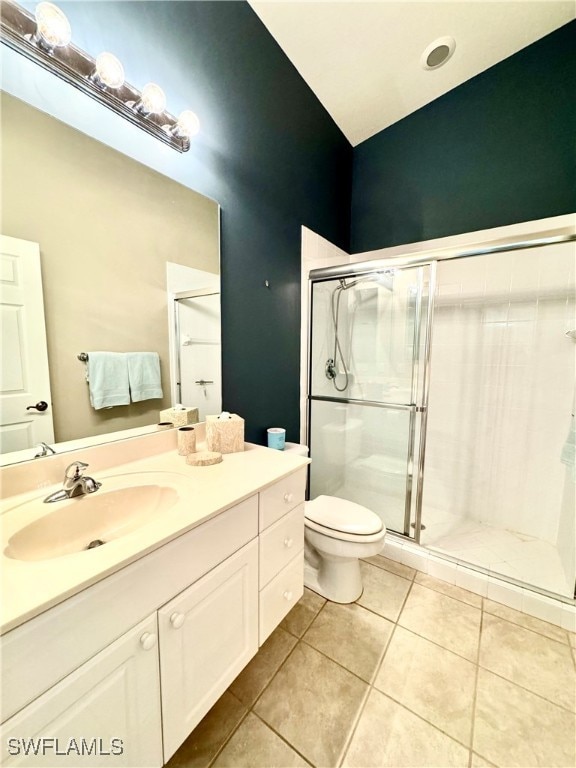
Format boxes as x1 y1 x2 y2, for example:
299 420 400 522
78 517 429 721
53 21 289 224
34 2 71 49
140 83 166 114
175 110 200 138
95 52 124 89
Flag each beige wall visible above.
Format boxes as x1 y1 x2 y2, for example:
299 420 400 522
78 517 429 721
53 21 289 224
1 93 219 443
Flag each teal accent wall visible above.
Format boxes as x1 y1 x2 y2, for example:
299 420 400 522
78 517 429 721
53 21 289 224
10 1 352 445
351 21 576 253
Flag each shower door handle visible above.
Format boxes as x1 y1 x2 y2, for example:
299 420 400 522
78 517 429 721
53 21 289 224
195 380 214 385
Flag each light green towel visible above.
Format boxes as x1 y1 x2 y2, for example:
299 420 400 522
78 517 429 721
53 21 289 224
87 352 130 410
127 352 163 403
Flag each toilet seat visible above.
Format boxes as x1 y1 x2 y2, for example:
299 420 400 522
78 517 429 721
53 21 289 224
305 495 385 543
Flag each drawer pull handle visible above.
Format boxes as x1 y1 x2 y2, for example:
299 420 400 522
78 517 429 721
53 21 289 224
140 632 157 651
170 612 185 629
283 492 294 504
283 590 293 601
284 537 294 548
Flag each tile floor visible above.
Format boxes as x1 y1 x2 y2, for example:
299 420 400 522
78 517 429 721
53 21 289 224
167 556 576 768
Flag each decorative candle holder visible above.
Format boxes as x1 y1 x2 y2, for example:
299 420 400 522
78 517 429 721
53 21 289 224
177 426 196 456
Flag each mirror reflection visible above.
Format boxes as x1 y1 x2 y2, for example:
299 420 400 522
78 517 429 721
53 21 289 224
0 92 221 462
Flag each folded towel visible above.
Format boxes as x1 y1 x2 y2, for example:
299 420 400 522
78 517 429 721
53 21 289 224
87 352 130 410
127 352 163 403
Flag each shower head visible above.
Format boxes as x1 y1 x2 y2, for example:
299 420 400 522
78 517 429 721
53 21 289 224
565 329 576 341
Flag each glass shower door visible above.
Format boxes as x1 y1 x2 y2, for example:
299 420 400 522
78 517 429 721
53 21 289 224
308 264 431 536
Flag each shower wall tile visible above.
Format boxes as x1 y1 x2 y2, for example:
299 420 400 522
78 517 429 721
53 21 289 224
485 578 523 610
424 243 575 583
455 566 488 597
400 545 429 573
427 555 457 584
521 591 566 628
561 605 576 634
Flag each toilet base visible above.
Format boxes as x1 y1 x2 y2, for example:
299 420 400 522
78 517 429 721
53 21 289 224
304 546 363 603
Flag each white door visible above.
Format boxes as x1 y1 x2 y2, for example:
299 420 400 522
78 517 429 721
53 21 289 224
0 614 163 767
0 235 54 453
158 539 258 761
176 292 221 420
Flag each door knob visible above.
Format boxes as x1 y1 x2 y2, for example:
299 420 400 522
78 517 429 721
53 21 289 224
26 401 48 412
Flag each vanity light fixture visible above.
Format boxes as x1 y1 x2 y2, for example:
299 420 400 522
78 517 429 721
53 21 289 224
0 0 199 152
93 52 125 90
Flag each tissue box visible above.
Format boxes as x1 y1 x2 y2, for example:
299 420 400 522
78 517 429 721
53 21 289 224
206 414 245 454
159 406 199 428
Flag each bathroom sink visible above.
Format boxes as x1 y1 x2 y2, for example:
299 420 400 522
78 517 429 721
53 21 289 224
3 474 182 561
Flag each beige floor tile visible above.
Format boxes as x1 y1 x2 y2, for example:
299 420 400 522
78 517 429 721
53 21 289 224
479 613 576 712
399 583 481 661
254 642 368 767
363 555 416 581
474 669 576 767
415 571 482 608
280 588 325 638
229 627 297 707
342 689 469 767
356 561 412 621
375 626 476 745
483 598 569 644
166 691 246 768
303 601 394 682
470 754 496 767
212 713 310 768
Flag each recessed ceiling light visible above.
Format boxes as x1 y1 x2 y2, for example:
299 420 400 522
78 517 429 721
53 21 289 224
421 36 456 70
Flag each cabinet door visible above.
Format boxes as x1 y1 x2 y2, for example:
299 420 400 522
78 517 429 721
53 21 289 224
0 615 162 767
159 538 258 762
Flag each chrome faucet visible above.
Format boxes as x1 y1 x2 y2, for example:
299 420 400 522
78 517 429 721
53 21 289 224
34 442 56 458
43 461 102 503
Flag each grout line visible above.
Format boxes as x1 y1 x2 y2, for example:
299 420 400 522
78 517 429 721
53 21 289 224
205 707 252 768
468 599 484 767
337 578 417 767
251 711 314 767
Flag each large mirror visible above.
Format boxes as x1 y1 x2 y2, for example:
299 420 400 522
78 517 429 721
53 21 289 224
1 92 220 464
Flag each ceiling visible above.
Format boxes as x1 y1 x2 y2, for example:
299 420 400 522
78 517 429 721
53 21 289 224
248 1 575 146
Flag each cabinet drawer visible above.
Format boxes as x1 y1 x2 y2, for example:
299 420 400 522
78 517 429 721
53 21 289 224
259 504 304 588
259 468 306 531
259 552 304 645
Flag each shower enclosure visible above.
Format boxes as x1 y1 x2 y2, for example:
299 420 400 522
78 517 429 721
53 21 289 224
307 238 575 601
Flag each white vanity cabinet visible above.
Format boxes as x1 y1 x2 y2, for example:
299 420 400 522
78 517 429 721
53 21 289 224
258 469 306 643
1 614 163 767
159 539 258 761
0 464 307 767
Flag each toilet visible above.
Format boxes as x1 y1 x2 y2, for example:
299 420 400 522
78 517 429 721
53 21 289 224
304 495 386 603
283 443 386 603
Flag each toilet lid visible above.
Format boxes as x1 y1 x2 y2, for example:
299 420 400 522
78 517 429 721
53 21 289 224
305 495 383 535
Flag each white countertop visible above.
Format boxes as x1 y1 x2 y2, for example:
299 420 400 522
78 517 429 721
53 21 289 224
0 440 309 635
